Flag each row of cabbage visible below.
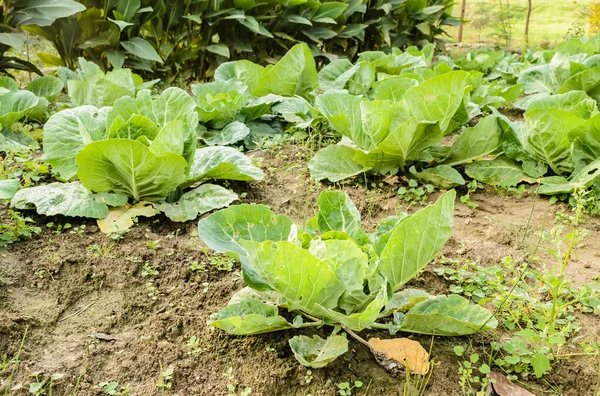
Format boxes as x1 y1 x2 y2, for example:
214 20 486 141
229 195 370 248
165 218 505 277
4 35 600 223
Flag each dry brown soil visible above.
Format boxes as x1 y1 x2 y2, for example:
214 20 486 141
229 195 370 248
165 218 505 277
1 145 600 396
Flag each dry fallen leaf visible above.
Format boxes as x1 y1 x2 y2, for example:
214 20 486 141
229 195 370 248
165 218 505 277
368 337 430 375
97 202 159 233
485 372 535 396
383 175 400 185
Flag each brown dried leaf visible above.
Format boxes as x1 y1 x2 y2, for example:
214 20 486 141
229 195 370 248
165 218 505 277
383 175 400 185
368 337 430 375
486 372 535 396
97 202 158 233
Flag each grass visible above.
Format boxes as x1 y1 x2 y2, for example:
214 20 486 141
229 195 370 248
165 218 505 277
447 0 592 49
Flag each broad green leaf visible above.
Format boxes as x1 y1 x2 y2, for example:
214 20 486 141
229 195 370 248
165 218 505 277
254 44 318 98
242 241 345 314
568 113 600 165
209 299 291 335
289 334 348 368
318 60 374 95
531 352 551 378
442 114 503 166
0 90 39 129
370 215 407 255
558 68 600 104
410 165 465 189
315 93 362 143
201 122 250 146
402 71 469 133
538 160 600 195
316 191 367 244
214 60 265 93
0 77 18 92
308 238 370 313
372 77 418 102
382 289 431 316
315 284 388 331
378 119 444 166
107 114 159 140
465 156 537 187
0 127 37 152
121 38 163 63
524 109 585 175
149 120 187 156
26 76 64 101
0 33 25 50
517 53 571 94
76 139 188 202
192 80 249 129
11 182 127 219
206 44 230 58
197 204 294 260
525 91 597 119
186 146 264 186
400 294 497 336
379 190 455 291
43 106 109 180
313 2 347 21
318 59 353 91
13 0 85 27
0 179 20 199
155 184 237 222
354 148 403 175
309 145 370 182
242 94 284 121
108 88 198 129
68 67 137 107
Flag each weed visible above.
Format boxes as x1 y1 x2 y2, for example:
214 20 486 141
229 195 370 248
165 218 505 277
454 347 493 396
304 370 313 385
3 326 29 394
156 365 173 395
0 210 41 247
189 261 205 273
207 254 235 272
460 180 483 210
337 380 363 396
224 367 251 396
398 179 434 205
99 381 130 395
147 239 161 250
186 336 202 355
87 243 115 258
142 263 159 277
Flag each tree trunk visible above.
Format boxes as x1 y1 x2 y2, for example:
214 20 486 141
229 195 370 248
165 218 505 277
458 0 467 42
525 0 532 48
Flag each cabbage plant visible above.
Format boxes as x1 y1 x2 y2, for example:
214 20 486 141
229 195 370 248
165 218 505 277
1 75 63 152
199 190 497 368
308 71 507 188
10 87 264 221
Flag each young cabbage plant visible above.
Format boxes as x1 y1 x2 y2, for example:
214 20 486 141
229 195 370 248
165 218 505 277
466 91 600 196
198 190 497 368
62 58 159 107
309 71 507 188
11 87 264 222
0 75 63 152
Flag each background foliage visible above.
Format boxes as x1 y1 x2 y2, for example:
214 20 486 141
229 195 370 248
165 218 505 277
3 0 459 80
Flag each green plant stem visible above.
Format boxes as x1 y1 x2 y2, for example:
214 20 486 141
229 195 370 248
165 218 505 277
5 325 28 395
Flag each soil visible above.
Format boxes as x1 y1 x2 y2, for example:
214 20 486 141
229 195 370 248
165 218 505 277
1 144 600 396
